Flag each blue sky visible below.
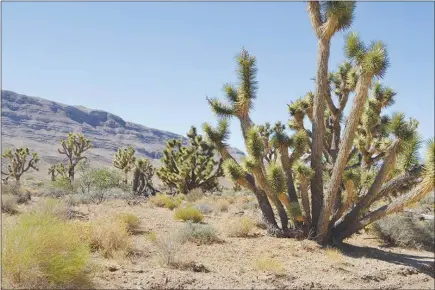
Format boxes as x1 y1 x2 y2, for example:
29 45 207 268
2 2 434 155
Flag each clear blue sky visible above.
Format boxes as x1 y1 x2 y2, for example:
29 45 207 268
2 2 434 155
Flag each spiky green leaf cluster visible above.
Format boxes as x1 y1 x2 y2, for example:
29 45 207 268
345 32 389 78
246 126 266 161
292 161 314 184
223 158 247 181
266 163 287 195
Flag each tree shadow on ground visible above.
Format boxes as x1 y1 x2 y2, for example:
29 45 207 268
337 242 435 279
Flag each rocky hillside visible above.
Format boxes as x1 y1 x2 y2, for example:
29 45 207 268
1 90 245 178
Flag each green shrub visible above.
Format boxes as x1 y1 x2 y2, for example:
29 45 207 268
185 189 204 202
371 213 434 251
226 217 255 237
50 176 76 194
76 162 122 203
2 212 91 289
174 206 204 223
150 194 182 210
177 221 220 244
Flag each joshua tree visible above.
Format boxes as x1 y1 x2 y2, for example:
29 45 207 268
203 20 433 243
57 133 92 182
48 163 68 181
113 146 136 184
156 126 223 194
1 147 39 184
132 158 158 196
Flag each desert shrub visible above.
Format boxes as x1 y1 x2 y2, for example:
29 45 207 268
117 213 141 234
67 193 94 206
241 200 258 211
1 183 21 195
36 198 70 220
174 206 204 223
185 189 204 202
150 232 183 267
194 202 214 214
1 184 32 204
371 213 434 251
89 168 122 204
254 257 285 275
150 193 181 210
226 217 255 237
76 162 122 203
2 212 91 289
215 199 230 212
177 221 220 245
1 195 19 215
49 176 76 194
72 218 132 258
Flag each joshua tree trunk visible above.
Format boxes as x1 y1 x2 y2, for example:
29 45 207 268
311 38 331 230
299 180 311 232
334 183 433 241
317 75 372 243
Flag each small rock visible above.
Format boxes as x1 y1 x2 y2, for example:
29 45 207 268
108 265 119 272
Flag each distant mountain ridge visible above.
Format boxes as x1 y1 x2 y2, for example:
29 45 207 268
1 90 245 177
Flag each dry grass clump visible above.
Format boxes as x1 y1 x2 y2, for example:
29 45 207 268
70 217 132 259
174 206 204 223
185 189 204 202
1 195 19 215
2 211 92 289
117 213 141 234
370 213 434 251
226 217 255 237
254 256 285 275
215 199 230 212
149 231 183 267
150 193 182 210
177 221 220 245
324 247 345 265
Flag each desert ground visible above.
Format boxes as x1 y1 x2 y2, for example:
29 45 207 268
2 186 434 290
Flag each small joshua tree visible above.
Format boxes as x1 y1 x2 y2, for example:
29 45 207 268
156 126 223 194
132 158 158 195
1 147 39 184
57 133 92 182
113 146 136 184
202 4 434 244
48 163 68 181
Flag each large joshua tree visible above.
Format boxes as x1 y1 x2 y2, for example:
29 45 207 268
58 133 92 182
203 4 433 244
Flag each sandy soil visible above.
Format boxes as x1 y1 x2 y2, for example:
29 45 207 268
4 195 435 290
